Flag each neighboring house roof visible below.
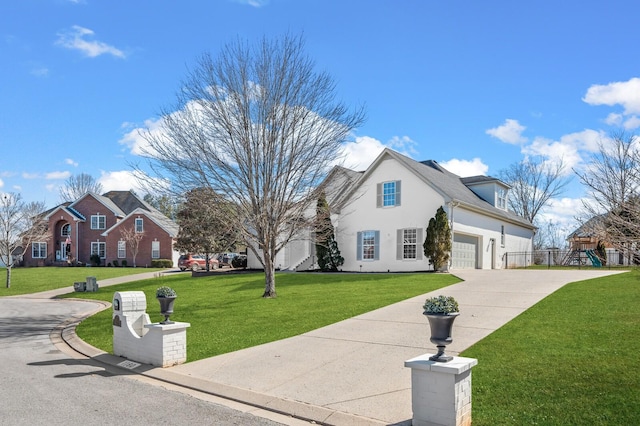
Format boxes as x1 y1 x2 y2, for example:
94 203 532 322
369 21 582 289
44 202 86 221
44 190 178 237
322 165 364 208
101 207 179 238
461 175 510 189
69 192 126 217
102 190 156 215
340 148 535 230
567 215 604 240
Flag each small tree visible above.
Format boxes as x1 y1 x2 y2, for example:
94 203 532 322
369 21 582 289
0 193 47 288
175 187 240 270
423 206 452 271
315 192 343 271
120 226 144 267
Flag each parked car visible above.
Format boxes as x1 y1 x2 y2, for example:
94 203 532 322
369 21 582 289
178 254 219 271
217 252 239 267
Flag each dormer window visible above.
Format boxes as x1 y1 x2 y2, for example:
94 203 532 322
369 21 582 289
497 188 507 210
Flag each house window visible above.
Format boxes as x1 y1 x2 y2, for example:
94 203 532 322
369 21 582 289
357 230 380 261
397 228 424 260
61 224 71 237
135 218 144 233
151 241 160 259
497 188 507 210
501 225 505 247
32 242 47 259
376 181 401 207
118 240 126 259
91 242 106 259
91 215 106 230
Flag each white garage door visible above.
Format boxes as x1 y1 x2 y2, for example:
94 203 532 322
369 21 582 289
452 234 478 269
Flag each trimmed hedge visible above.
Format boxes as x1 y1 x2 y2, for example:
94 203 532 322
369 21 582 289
151 259 173 268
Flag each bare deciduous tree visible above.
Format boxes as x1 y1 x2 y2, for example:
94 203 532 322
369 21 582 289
0 193 47 288
575 132 640 255
120 226 144 267
136 34 365 297
500 157 571 224
59 173 103 202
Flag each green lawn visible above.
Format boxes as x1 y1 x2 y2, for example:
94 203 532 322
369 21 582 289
61 272 459 361
0 267 167 296
462 270 640 425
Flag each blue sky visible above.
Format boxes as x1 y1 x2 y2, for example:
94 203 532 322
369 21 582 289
2 0 639 235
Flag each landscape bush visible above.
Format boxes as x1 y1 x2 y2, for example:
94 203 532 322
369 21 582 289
151 259 173 268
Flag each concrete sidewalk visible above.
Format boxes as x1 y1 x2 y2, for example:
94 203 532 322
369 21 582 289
61 269 625 425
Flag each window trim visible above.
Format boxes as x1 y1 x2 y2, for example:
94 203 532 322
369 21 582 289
32 242 47 259
501 225 505 247
397 228 423 260
91 241 106 259
90 214 106 230
151 240 160 259
497 188 507 210
357 230 380 261
61 223 71 237
117 240 126 259
376 180 401 208
135 217 144 233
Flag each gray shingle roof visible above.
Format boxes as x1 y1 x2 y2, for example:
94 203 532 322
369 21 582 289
344 149 535 229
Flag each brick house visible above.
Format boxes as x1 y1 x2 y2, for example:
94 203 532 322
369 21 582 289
22 190 179 267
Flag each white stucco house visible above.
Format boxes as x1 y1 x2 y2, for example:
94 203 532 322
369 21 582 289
248 148 536 271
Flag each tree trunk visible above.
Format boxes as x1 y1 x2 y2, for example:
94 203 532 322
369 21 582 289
5 265 11 288
262 253 277 298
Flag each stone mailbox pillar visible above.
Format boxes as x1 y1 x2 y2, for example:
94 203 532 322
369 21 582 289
85 276 98 292
112 291 190 368
405 354 478 426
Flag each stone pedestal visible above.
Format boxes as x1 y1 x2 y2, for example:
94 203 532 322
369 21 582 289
113 291 190 368
142 322 190 367
404 354 478 426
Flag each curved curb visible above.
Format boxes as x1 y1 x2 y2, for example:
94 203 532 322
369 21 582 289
52 299 387 426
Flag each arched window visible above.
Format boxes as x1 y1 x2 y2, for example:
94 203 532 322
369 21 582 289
61 223 71 237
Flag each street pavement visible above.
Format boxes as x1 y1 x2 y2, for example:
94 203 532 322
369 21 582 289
10 268 628 425
0 289 290 425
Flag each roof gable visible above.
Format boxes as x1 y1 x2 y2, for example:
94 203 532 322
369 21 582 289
69 192 126 217
339 148 534 229
101 207 179 237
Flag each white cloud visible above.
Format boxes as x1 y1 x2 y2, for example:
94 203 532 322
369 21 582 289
583 77 640 115
340 136 387 170
439 158 489 177
22 172 39 179
486 119 528 145
55 25 125 58
623 115 640 130
522 129 607 173
339 135 419 171
97 170 168 195
233 0 269 7
605 112 623 126
65 158 79 167
30 67 49 77
45 171 71 180
0 178 3 188
119 116 171 157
